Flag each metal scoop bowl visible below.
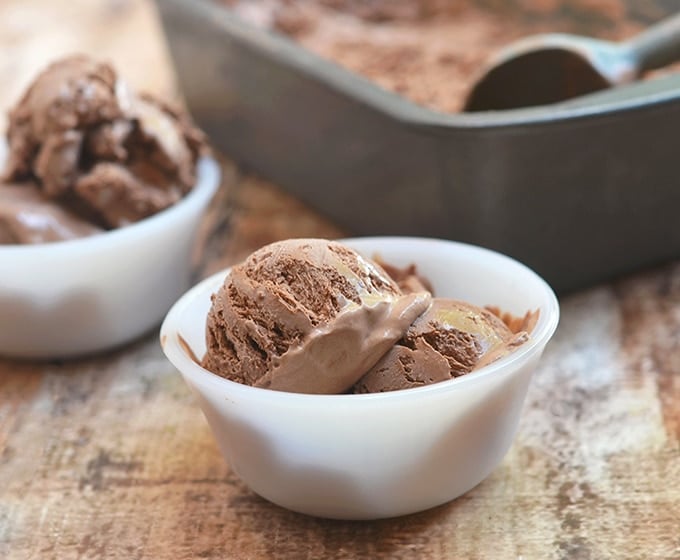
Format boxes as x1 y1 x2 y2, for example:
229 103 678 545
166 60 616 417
464 12 680 111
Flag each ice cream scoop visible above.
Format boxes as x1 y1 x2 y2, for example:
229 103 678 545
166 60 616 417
2 55 206 238
464 12 680 111
352 299 528 393
201 238 538 395
202 238 432 394
0 182 102 244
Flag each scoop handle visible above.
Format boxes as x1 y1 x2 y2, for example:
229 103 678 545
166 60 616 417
624 12 680 74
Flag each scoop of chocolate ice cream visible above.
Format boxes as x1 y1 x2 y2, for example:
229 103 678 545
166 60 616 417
352 298 528 393
3 54 206 233
5 55 122 193
202 239 431 394
0 182 102 244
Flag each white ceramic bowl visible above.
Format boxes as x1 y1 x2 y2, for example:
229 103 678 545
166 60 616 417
161 237 559 519
0 157 220 359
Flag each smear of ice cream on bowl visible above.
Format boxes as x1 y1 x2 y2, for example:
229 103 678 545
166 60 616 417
160 237 559 519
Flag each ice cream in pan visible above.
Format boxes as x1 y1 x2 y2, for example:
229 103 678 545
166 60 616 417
0 55 205 244
202 238 538 394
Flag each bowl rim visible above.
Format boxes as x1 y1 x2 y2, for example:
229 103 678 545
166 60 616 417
0 156 220 256
161 236 560 404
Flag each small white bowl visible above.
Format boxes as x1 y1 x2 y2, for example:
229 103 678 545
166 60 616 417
0 157 220 359
161 237 559 519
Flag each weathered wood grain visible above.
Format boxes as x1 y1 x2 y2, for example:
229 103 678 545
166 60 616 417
0 1 678 559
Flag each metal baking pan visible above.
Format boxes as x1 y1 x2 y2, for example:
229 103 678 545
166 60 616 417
155 0 680 292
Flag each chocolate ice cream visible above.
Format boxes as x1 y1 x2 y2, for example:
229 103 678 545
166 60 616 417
202 238 431 394
201 239 536 394
0 182 102 244
1 55 206 244
373 257 433 295
225 0 647 114
352 299 527 393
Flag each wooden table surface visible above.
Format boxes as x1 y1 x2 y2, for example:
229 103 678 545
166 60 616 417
1 1 678 558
